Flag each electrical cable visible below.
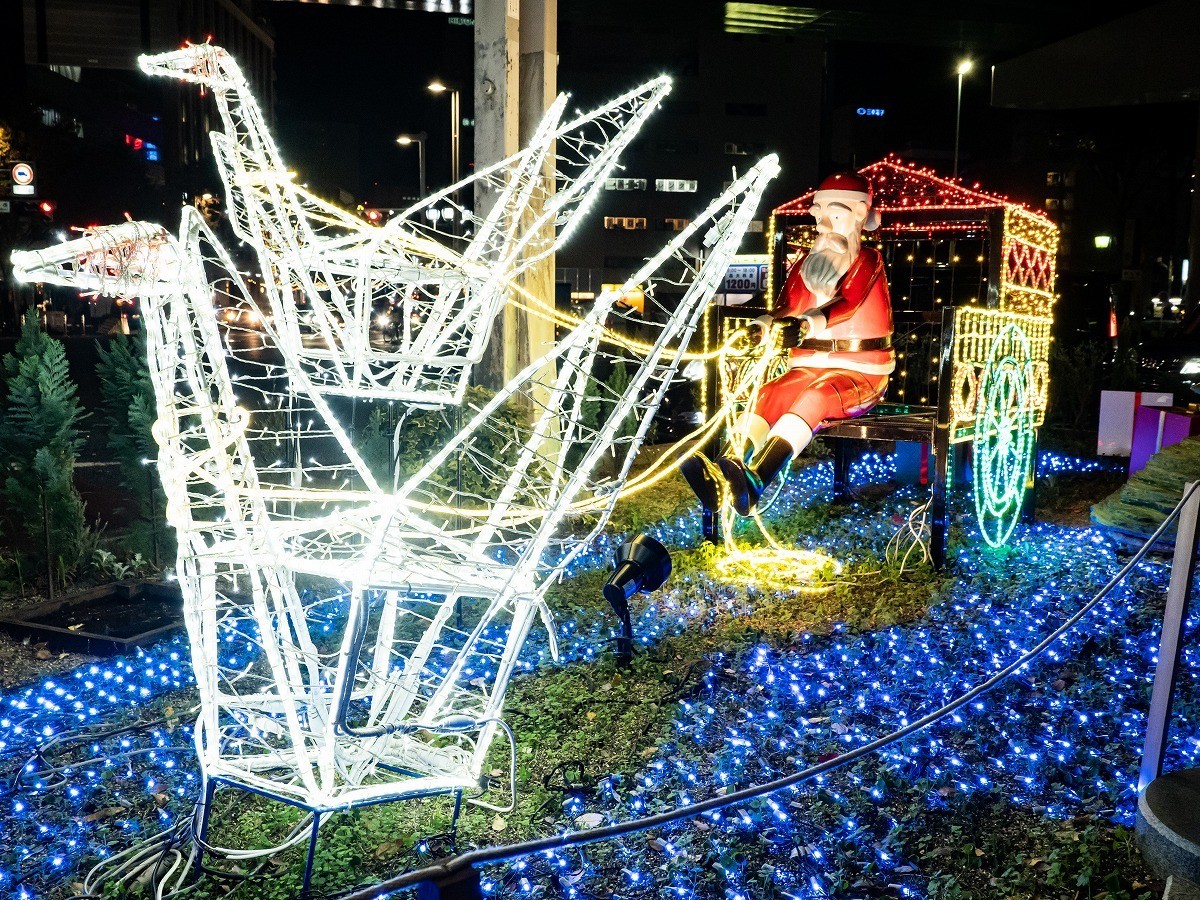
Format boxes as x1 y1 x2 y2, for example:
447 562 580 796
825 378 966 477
885 489 933 572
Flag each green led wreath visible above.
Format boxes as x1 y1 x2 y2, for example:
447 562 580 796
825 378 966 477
972 322 1036 547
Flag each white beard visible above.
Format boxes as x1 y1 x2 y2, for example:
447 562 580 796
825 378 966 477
799 245 852 299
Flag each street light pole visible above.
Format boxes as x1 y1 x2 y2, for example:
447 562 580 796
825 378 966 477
429 80 462 230
451 88 460 193
953 58 972 179
396 132 427 199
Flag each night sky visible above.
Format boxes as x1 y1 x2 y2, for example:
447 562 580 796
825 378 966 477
254 1 1194 224
263 4 473 204
257 4 1030 208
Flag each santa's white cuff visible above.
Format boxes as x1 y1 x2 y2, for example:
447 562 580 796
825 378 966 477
736 412 771 450
770 413 814 454
799 309 827 332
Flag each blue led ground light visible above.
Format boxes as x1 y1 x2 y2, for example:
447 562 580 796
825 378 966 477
463 523 1172 899
0 451 1152 899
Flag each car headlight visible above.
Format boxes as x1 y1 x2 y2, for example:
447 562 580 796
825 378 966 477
1180 358 1200 375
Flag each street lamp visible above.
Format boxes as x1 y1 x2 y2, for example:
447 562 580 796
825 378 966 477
396 132 427 199
953 58 973 179
428 80 461 222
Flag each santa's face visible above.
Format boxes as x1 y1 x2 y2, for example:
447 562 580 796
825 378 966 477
801 197 866 299
810 197 866 258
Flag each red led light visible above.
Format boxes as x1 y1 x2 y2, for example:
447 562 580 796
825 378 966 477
774 155 1049 221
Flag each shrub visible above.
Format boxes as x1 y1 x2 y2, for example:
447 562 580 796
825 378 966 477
0 311 90 581
95 333 170 565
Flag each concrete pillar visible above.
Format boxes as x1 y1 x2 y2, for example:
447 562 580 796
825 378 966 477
473 0 520 219
474 0 557 389
474 1 520 388
513 0 557 380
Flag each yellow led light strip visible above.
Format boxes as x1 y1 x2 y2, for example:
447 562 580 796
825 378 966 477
949 307 1051 439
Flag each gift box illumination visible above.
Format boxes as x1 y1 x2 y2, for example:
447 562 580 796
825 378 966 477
1129 405 1200 474
1098 390 1173 457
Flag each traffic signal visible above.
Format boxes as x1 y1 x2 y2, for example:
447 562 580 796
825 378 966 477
38 200 55 221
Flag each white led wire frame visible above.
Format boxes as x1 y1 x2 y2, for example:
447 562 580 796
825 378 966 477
10 155 779 814
138 43 672 407
13 214 379 806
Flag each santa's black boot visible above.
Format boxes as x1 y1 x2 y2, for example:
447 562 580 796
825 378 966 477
681 454 724 512
717 437 793 517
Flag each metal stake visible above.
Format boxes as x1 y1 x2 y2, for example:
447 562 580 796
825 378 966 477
1139 481 1200 791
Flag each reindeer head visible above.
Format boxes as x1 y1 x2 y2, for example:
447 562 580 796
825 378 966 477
11 222 177 298
138 42 239 91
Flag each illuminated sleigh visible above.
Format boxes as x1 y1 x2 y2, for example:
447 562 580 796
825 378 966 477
138 43 671 406
712 156 1058 562
11 157 777 840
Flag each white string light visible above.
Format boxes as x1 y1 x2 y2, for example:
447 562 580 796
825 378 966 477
10 46 781 831
138 42 672 407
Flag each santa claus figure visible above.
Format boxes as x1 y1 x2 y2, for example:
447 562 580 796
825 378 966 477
683 171 894 516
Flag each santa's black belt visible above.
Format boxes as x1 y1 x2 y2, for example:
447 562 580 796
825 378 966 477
796 335 893 352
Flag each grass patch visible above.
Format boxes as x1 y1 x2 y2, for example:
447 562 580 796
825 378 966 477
918 799 1157 900
176 482 951 898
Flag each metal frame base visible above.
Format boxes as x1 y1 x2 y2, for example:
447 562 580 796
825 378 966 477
192 777 467 896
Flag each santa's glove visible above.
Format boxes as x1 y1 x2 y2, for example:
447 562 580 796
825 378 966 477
774 316 810 348
744 314 775 349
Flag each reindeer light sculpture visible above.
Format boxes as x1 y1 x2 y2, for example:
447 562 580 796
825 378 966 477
13 145 779 887
138 43 671 407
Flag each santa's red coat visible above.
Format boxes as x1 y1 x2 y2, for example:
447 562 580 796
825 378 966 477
752 246 895 430
774 245 895 375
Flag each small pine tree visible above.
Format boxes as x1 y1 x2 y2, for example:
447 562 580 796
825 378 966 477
0 311 89 578
95 332 170 565
580 372 604 436
606 360 640 446
96 332 151 427
359 406 394 485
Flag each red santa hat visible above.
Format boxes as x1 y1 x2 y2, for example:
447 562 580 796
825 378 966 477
811 172 880 231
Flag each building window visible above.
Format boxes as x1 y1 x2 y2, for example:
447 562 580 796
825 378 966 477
662 218 692 232
604 216 648 230
724 141 765 156
604 177 647 191
656 179 698 193
48 65 81 82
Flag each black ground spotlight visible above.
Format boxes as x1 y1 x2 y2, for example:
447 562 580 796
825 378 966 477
603 534 672 666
